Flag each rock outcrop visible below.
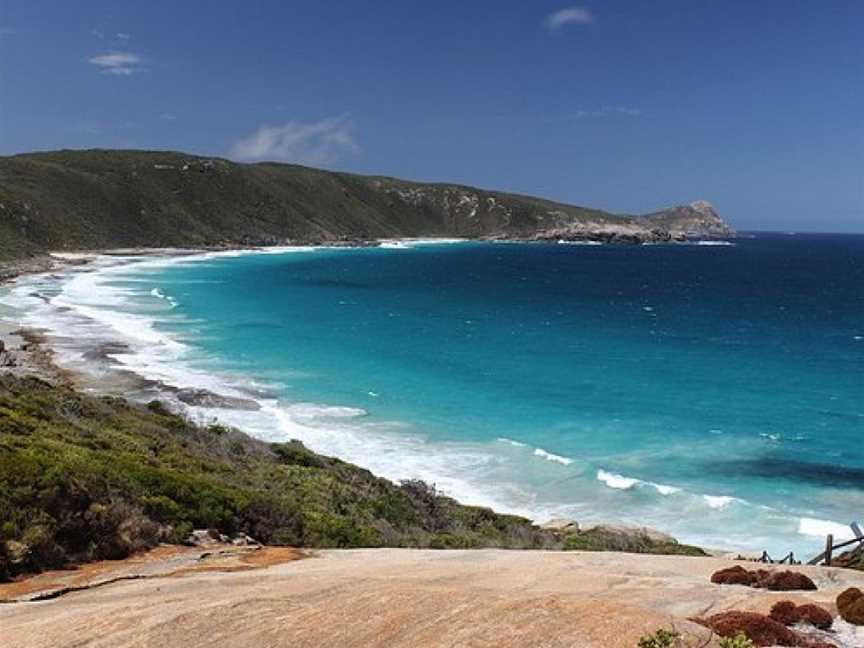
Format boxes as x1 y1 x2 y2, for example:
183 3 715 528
539 518 580 534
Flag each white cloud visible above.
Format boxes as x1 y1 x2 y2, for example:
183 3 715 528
116 32 131 40
159 112 177 121
545 6 593 30
230 115 360 165
88 51 143 76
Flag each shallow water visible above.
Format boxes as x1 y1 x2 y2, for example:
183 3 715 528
4 234 863 555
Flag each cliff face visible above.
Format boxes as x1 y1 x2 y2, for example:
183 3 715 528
0 149 734 260
643 200 735 238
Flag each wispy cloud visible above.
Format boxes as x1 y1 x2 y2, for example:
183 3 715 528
571 106 641 119
88 51 143 76
159 112 177 121
545 6 593 31
115 32 131 40
230 115 360 165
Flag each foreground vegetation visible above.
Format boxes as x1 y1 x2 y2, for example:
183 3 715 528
0 373 709 581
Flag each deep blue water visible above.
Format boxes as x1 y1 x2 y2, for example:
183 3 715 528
7 234 864 553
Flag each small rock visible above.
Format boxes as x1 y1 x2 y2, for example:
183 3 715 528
540 518 579 534
186 529 227 547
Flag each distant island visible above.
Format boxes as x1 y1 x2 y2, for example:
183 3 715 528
0 149 733 262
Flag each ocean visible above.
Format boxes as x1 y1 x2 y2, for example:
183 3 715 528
3 233 863 555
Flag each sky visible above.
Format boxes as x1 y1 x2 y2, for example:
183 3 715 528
0 1 862 232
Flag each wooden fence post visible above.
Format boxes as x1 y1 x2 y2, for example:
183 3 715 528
825 534 833 566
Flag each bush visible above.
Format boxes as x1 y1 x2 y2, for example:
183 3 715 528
565 528 705 556
637 629 681 648
718 633 755 648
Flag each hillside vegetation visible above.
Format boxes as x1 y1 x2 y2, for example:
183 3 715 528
0 149 732 260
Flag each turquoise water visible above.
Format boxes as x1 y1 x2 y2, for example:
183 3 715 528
6 235 864 553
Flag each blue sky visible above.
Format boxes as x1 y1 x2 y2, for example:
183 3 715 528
1 1 861 232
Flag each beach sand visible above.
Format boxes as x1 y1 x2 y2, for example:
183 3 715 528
2 547 863 648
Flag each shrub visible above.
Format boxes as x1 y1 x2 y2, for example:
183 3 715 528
718 633 755 648
637 629 680 648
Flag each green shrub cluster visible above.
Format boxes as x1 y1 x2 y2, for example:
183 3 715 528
564 527 706 556
637 628 754 648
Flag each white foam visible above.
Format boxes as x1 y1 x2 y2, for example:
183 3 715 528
497 437 527 447
534 448 574 465
287 404 368 419
557 240 602 246
597 469 639 489
378 238 466 249
596 469 680 495
693 240 734 246
703 495 737 509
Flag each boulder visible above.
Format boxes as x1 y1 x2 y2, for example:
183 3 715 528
693 611 799 646
769 600 832 630
185 529 228 546
175 388 260 411
837 587 864 625
540 518 579 534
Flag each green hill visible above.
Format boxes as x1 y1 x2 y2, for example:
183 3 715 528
0 149 733 260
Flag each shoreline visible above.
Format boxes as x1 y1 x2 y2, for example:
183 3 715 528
0 241 844 559
0 243 715 554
